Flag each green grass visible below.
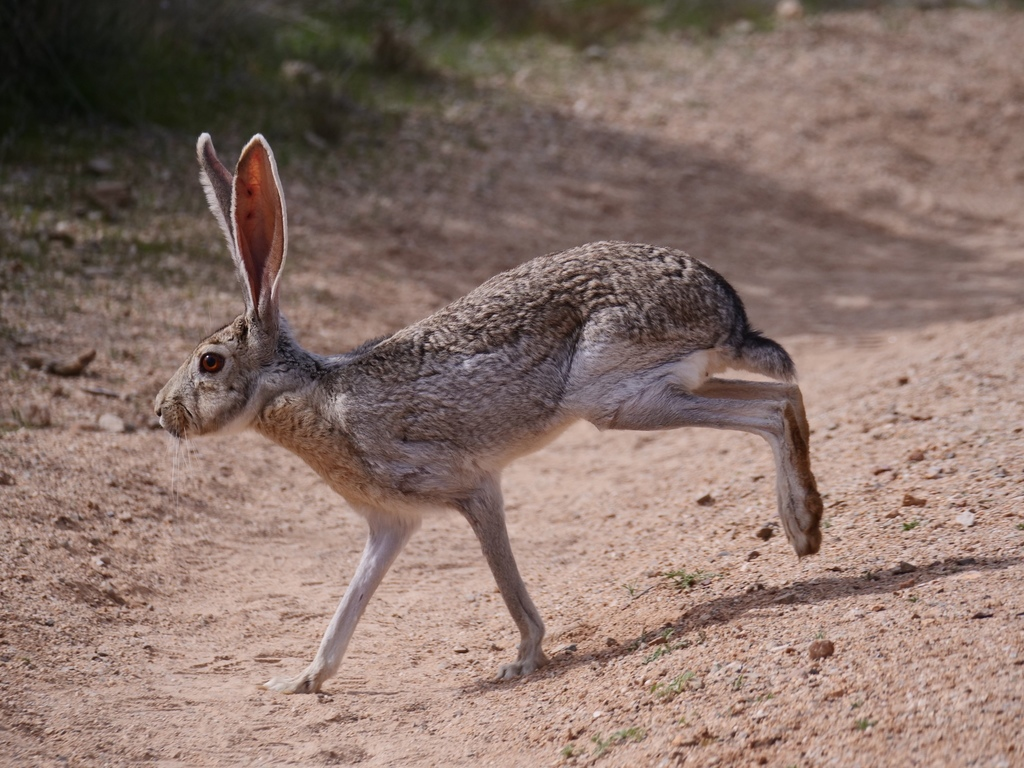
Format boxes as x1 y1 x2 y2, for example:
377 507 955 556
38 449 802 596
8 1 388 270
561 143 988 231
644 643 680 664
7 0 1021 143
664 568 715 590
902 519 921 531
650 671 696 700
1 0 447 144
592 727 646 757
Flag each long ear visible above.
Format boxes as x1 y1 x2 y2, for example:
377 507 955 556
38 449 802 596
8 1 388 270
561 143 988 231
231 134 287 324
196 133 235 252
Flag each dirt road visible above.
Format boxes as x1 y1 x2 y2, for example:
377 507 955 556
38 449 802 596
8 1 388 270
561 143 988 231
2 8 1023 766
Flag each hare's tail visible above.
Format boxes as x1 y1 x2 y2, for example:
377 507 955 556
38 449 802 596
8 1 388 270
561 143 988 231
734 327 797 382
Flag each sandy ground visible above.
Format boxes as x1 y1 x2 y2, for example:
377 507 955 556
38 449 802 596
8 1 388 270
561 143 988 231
2 8 1023 767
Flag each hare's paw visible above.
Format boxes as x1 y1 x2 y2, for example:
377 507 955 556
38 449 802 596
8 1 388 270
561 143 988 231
778 481 823 558
495 652 548 681
261 671 322 694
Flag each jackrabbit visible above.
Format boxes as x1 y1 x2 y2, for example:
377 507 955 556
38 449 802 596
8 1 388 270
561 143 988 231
155 133 822 694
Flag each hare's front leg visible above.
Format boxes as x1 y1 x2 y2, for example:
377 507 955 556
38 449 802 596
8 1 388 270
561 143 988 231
262 514 417 694
458 478 548 679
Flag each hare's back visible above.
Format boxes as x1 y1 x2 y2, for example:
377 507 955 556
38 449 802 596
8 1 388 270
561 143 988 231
332 242 749 480
340 240 747 422
399 241 747 359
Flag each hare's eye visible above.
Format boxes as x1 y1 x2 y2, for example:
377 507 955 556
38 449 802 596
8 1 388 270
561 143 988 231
199 352 225 373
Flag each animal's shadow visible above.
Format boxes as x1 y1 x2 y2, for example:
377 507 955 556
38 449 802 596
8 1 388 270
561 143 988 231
464 554 1021 692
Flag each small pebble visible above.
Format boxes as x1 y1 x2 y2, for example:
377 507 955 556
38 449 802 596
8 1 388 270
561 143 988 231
755 525 774 541
86 157 114 175
902 493 927 508
98 413 126 433
808 640 835 660
956 510 976 528
696 493 715 506
50 222 76 247
775 0 804 21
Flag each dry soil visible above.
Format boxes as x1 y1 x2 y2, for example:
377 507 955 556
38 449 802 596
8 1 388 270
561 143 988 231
1 8 1023 767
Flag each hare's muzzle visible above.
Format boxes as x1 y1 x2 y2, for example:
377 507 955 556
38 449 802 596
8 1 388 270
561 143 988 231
154 382 185 438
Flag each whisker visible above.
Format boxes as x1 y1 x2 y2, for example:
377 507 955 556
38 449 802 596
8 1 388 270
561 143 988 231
166 434 181 514
166 434 198 515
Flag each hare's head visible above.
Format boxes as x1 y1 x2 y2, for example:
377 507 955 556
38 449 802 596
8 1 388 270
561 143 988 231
155 134 288 438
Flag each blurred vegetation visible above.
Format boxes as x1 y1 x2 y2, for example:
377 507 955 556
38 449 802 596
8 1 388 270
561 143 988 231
1 0 1021 146
0 0 1020 337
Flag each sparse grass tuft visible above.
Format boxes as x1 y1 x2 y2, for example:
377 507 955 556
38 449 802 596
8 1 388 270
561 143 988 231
663 568 715 590
651 671 696 700
592 726 646 756
641 627 694 663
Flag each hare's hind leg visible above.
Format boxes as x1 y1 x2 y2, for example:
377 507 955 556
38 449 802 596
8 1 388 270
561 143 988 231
597 377 822 557
457 478 548 680
696 379 810 445
262 513 418 694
